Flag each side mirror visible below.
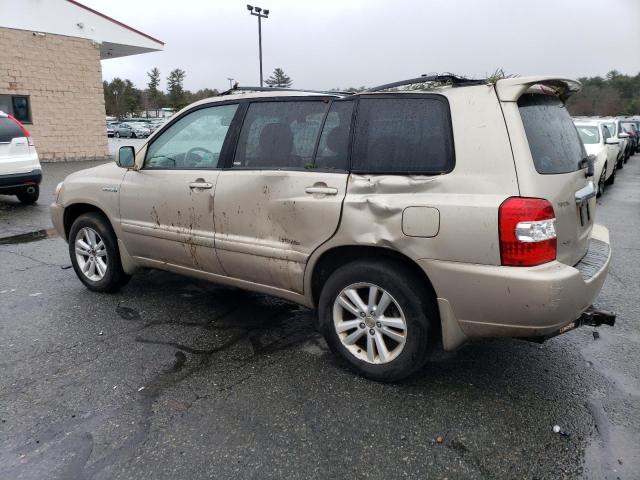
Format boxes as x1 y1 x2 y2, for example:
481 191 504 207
117 146 135 168
605 137 620 145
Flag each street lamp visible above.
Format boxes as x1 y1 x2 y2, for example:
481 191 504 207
227 77 235 89
246 5 269 87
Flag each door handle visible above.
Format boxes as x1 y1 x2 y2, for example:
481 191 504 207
305 186 338 195
189 182 213 190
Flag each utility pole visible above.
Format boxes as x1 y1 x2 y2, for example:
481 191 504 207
227 77 235 89
246 5 269 87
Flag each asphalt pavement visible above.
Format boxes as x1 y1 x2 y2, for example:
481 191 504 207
0 150 638 480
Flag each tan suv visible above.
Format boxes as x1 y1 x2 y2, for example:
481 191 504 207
51 75 613 381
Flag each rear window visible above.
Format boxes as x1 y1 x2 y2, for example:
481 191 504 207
518 94 585 174
0 117 24 143
351 97 454 174
576 126 600 144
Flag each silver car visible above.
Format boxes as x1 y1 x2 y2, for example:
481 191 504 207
113 122 150 139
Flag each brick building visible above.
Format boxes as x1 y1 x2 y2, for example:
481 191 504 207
0 0 163 162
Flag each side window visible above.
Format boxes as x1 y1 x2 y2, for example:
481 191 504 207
0 95 31 124
352 97 454 174
314 101 354 170
145 104 238 169
233 101 328 169
11 96 31 123
602 125 611 141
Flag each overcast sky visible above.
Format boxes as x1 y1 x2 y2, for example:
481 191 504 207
82 0 640 92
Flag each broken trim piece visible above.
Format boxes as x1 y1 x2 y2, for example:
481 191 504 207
495 76 582 102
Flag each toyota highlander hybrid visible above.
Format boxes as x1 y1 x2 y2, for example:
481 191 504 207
51 75 614 381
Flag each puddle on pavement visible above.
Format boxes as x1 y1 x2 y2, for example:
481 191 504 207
0 228 58 245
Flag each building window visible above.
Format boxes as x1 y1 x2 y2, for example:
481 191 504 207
0 95 32 124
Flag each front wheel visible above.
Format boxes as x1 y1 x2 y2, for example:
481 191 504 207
115 132 120 138
69 212 130 292
605 166 616 186
318 259 436 382
597 168 606 197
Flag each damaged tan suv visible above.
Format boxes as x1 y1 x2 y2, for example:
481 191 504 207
51 75 613 381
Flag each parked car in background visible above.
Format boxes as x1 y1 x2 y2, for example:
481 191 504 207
599 118 627 168
51 75 613 381
106 124 115 137
620 120 638 154
574 120 617 195
113 122 150 139
0 110 41 204
148 120 166 133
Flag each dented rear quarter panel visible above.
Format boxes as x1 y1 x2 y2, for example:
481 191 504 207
304 84 520 300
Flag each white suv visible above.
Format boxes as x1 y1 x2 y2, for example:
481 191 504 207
0 111 41 204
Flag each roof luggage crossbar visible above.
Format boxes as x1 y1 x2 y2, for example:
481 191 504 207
365 74 486 92
219 86 351 96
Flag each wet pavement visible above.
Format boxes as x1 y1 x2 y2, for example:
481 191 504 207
0 153 638 479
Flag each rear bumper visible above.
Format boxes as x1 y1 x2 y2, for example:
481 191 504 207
419 224 611 349
0 169 42 193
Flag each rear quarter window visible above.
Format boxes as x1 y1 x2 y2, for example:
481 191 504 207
351 96 454 174
518 94 585 174
0 117 24 143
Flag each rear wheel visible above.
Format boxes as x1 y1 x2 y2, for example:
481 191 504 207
318 259 436 382
69 212 130 292
16 185 39 204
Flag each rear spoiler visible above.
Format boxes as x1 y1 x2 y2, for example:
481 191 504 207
496 76 582 102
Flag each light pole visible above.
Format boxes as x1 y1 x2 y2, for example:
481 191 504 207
227 77 235 89
246 5 269 87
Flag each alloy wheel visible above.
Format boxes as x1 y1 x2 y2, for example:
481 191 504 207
333 282 407 364
75 227 108 282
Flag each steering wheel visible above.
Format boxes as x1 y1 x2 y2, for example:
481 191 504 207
185 147 213 167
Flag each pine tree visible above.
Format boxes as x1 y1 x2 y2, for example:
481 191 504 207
265 68 293 88
147 67 161 114
167 68 187 111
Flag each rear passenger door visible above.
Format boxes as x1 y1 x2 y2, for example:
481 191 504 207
213 98 353 293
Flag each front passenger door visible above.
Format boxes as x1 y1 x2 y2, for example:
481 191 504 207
119 103 239 273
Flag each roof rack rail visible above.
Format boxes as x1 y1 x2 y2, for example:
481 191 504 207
365 74 486 92
219 86 351 96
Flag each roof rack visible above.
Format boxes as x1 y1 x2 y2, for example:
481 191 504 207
219 86 351 96
365 74 486 92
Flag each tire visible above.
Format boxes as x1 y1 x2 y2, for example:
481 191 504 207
115 132 120 138
68 212 130 293
16 185 39 204
318 259 437 382
131 132 136 139
597 168 605 197
605 166 615 186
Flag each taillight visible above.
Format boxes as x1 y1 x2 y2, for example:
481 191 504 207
8 114 33 146
499 197 557 266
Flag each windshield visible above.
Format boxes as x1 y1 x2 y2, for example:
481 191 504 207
575 126 600 144
518 94 586 174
